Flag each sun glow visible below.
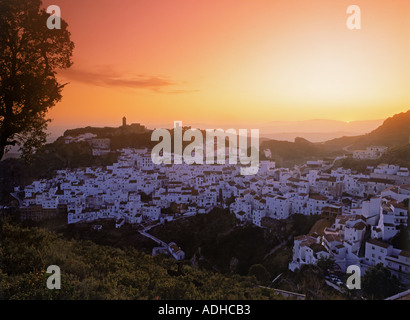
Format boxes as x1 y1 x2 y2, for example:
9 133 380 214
41 0 410 129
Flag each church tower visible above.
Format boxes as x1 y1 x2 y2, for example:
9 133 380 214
122 116 126 127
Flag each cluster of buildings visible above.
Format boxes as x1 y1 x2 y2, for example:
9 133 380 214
63 118 147 156
14 142 410 281
288 165 410 284
64 133 111 156
17 147 261 225
353 146 388 160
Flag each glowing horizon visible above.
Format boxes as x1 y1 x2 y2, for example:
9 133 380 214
42 0 410 130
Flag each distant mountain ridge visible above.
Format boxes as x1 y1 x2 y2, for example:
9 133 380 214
48 119 383 144
323 110 410 150
46 110 410 167
262 131 362 143
261 119 383 134
260 109 410 166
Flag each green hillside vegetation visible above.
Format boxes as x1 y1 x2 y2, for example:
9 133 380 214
0 220 280 300
64 126 158 150
260 137 343 166
273 264 348 300
149 209 320 277
357 110 410 148
21 217 160 255
110 133 157 150
261 138 322 159
17 209 343 298
149 210 346 299
64 126 127 137
378 144 410 168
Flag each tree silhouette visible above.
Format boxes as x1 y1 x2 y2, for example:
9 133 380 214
0 0 74 161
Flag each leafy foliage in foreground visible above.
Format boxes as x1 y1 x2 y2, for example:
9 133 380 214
275 265 346 300
0 221 279 300
362 264 402 300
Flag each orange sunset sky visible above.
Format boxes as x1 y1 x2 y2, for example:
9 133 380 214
41 0 410 131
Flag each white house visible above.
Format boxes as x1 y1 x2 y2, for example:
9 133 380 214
364 239 410 283
372 201 408 240
168 242 185 261
289 234 329 272
353 146 387 160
